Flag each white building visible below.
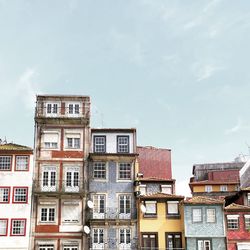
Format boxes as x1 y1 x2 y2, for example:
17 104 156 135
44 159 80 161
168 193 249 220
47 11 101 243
0 142 33 250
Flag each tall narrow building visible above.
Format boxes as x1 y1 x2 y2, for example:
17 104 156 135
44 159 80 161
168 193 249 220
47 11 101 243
31 95 90 250
88 128 138 249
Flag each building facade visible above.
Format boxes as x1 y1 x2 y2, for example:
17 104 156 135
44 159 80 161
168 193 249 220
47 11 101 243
0 142 33 250
31 95 91 250
184 196 226 250
88 128 138 249
225 203 250 250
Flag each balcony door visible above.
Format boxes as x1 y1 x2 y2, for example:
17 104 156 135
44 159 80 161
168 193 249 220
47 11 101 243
141 233 158 250
41 166 56 192
93 195 105 219
65 166 80 192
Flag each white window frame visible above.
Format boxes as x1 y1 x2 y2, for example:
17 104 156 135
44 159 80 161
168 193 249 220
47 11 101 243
119 195 131 219
13 187 28 203
38 244 55 250
92 228 105 249
118 228 131 249
248 193 250 206
42 131 59 149
220 185 227 192
0 187 10 203
40 207 56 223
93 136 106 153
0 219 8 236
11 219 26 236
67 102 80 116
145 201 157 215
227 215 239 229
198 240 211 250
118 163 132 181
93 194 106 219
206 208 216 223
46 102 59 116
161 185 172 194
64 166 80 192
117 136 129 153
244 215 250 230
205 185 212 193
93 162 106 180
139 185 146 196
167 201 179 215
41 166 57 192
192 208 202 222
15 155 29 171
0 156 11 171
63 246 79 250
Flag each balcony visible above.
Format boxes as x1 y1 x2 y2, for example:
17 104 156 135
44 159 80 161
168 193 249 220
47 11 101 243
33 179 85 194
88 207 137 221
35 106 90 120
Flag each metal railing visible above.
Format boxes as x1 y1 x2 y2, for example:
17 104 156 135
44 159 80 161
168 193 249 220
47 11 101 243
33 179 85 194
35 106 90 119
88 207 137 220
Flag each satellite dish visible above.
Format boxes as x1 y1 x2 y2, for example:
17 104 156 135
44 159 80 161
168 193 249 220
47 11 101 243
140 204 146 213
87 200 94 209
83 225 90 234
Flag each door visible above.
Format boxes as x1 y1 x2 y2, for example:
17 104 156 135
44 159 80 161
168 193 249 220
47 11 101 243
65 167 80 192
41 166 56 191
93 195 105 219
142 233 158 250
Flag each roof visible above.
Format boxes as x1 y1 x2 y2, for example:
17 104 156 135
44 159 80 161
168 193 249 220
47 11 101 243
192 162 245 175
37 94 90 98
137 146 172 180
140 177 175 182
241 186 250 191
91 128 136 133
225 203 250 211
0 143 32 151
184 196 224 205
140 192 184 200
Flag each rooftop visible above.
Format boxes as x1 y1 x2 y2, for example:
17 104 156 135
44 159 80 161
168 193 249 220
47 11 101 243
0 143 32 151
225 203 250 211
184 196 224 205
140 192 184 200
91 128 136 133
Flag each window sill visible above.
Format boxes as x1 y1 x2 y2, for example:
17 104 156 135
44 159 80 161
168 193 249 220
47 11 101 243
143 214 157 218
167 214 181 219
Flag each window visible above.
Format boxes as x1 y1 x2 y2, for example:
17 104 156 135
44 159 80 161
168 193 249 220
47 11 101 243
62 201 80 223
192 208 202 222
142 233 158 249
41 166 57 192
198 240 211 250
67 137 80 149
93 195 105 219
161 185 172 194
10 219 26 236
166 233 182 249
0 187 10 203
43 132 59 149
13 187 28 203
248 193 250 206
220 185 227 192
245 215 250 230
93 162 106 179
140 185 146 195
119 195 131 219
227 215 239 229
94 136 106 153
92 228 104 249
117 136 129 153
68 103 80 115
167 201 179 216
63 246 78 250
145 201 157 216
206 209 216 223
119 228 131 248
0 219 8 236
46 103 58 114
118 163 131 180
0 156 11 171
205 185 212 193
38 244 54 250
15 156 29 171
64 167 79 192
40 208 56 222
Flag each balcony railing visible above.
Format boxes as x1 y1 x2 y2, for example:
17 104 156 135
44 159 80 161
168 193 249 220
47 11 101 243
88 207 137 220
33 179 85 194
35 106 90 119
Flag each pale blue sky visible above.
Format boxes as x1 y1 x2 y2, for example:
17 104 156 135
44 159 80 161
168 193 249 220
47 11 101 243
1 0 250 195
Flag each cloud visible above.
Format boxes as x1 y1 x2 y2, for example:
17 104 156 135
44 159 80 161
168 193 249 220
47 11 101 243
224 119 250 135
176 179 191 198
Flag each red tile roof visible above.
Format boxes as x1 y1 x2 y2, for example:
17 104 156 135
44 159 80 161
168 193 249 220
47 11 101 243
140 192 184 200
137 146 172 180
184 196 224 204
225 203 250 211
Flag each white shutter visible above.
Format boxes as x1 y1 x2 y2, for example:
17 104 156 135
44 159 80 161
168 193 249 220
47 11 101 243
43 133 59 143
62 203 80 222
167 201 178 214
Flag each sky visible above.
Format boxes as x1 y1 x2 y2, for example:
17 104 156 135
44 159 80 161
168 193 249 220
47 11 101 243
1 0 250 196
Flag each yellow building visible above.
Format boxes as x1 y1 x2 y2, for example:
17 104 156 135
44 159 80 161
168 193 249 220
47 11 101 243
138 193 185 250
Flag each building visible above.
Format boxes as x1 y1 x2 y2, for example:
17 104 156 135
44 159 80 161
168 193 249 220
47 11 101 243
184 196 226 250
136 146 184 249
88 128 138 249
138 193 185 250
31 95 91 250
0 142 33 250
240 159 250 188
225 203 250 250
189 162 244 198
